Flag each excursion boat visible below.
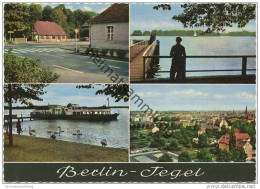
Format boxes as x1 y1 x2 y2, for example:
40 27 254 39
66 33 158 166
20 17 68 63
30 104 119 121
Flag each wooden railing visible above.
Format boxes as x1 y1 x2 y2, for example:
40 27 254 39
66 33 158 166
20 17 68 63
130 40 149 61
142 55 256 80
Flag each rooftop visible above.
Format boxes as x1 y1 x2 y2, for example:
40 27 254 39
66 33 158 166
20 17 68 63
34 21 66 36
91 3 129 24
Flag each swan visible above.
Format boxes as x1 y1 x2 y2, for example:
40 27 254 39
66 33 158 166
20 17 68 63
29 126 36 136
72 129 82 136
101 139 107 147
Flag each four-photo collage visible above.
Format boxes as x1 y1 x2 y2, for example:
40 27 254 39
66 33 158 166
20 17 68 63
4 2 256 165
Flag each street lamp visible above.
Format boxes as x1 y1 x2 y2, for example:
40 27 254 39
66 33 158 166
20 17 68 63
74 28 79 53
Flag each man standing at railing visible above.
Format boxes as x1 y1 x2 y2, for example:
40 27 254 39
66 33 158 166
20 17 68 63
170 37 186 80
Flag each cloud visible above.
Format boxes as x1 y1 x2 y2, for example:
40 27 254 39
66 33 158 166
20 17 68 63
170 89 208 97
82 6 93 12
214 94 225 99
235 92 255 101
136 91 161 97
65 5 74 10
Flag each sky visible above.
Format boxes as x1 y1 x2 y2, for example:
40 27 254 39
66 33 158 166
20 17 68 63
130 3 256 33
42 3 111 13
12 84 128 107
130 85 256 111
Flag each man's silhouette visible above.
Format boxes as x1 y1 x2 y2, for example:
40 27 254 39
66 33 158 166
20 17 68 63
170 37 186 80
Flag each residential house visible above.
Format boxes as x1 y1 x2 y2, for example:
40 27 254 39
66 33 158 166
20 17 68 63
218 134 230 151
198 128 206 135
89 3 129 51
33 21 67 42
218 133 253 160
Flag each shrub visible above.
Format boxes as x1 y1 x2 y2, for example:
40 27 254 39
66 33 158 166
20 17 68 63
109 49 114 57
85 48 91 55
101 49 108 56
157 153 172 162
178 152 192 162
92 48 99 55
116 49 127 59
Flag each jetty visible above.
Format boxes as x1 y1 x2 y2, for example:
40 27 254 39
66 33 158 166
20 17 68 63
4 114 33 122
130 38 256 84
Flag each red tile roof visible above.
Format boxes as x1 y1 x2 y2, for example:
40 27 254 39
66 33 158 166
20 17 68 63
219 134 230 145
34 21 66 36
199 128 206 132
91 3 129 24
235 133 250 147
219 133 251 147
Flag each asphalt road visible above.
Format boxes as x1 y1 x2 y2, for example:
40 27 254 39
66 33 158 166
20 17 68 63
4 43 129 83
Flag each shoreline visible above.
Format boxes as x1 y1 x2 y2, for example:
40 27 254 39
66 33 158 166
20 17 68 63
4 134 128 162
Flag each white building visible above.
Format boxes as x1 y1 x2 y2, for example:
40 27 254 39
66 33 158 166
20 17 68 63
89 3 129 51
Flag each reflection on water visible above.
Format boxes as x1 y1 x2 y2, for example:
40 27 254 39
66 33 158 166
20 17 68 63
4 108 129 149
131 36 256 77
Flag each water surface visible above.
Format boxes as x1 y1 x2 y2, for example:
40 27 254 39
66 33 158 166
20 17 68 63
131 36 256 78
4 108 129 149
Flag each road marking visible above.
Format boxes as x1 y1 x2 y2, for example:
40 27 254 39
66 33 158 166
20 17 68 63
104 58 128 63
4 47 65 54
109 65 120 69
52 65 84 74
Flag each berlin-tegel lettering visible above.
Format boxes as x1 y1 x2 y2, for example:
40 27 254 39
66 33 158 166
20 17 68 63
57 165 205 180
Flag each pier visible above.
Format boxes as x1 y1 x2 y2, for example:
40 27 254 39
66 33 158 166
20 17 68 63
130 39 256 83
4 114 33 122
130 39 160 80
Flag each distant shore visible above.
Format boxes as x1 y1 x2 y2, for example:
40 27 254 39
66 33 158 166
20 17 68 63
4 135 128 162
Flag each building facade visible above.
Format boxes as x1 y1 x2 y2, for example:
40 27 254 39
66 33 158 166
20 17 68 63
33 21 67 42
89 3 129 51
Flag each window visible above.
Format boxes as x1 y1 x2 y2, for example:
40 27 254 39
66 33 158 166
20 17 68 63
107 26 113 40
52 36 55 39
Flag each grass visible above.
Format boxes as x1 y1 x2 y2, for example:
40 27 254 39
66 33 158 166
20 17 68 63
4 134 128 162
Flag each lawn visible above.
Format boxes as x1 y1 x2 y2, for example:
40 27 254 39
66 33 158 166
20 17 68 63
4 134 128 162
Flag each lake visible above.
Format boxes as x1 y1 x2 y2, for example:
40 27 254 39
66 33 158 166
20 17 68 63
131 36 256 77
4 108 129 149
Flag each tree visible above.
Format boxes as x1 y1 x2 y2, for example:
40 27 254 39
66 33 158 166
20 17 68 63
42 5 53 21
28 4 42 39
231 147 247 162
197 149 212 162
4 3 30 38
154 3 256 33
216 149 232 162
158 153 172 162
229 129 236 151
4 50 59 83
198 133 208 147
76 84 129 102
50 8 67 29
178 152 192 162
74 9 90 28
169 138 179 150
4 84 47 146
29 4 42 23
143 31 151 36
132 30 143 36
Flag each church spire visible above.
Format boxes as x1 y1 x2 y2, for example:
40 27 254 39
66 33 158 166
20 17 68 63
245 105 248 115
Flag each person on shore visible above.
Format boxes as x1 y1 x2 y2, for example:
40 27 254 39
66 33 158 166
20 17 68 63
16 120 22 135
170 37 186 80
